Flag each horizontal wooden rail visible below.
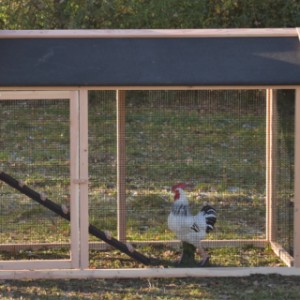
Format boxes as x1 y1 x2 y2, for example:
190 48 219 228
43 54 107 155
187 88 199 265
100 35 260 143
0 260 72 271
0 28 297 39
0 91 71 100
1 267 300 280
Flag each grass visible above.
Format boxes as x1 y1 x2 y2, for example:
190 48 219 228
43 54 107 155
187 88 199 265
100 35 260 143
88 244 284 269
0 90 295 269
1 275 300 299
0 242 283 267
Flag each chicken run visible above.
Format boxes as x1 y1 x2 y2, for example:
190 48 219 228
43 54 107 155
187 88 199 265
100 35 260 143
0 29 300 278
0 88 295 273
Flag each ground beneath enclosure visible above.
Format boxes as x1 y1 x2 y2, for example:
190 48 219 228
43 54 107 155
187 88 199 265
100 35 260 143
0 275 300 299
90 243 284 268
0 244 284 268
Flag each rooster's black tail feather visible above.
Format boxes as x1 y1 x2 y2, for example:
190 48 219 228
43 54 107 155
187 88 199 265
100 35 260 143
201 205 217 233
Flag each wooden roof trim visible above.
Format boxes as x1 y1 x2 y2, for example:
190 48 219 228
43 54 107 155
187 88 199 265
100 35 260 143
0 28 297 39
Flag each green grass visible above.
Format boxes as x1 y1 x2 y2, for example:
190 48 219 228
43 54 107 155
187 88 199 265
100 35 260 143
1 275 300 299
0 243 283 268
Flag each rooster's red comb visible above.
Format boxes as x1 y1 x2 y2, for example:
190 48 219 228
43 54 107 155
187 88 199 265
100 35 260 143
171 183 190 192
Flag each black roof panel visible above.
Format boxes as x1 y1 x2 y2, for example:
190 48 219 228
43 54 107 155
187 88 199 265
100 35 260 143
1 37 300 86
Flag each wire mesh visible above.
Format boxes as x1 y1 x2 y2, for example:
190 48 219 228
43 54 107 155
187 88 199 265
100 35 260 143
88 89 291 268
275 90 295 256
125 90 266 241
88 91 117 240
0 89 294 268
0 98 70 260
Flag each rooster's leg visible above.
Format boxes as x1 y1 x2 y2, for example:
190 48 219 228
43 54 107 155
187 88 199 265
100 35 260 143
178 241 197 266
197 242 210 267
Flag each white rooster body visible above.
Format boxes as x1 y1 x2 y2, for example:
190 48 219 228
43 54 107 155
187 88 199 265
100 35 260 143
168 183 216 262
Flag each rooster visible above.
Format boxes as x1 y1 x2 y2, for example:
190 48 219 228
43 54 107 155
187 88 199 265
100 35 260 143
168 183 216 266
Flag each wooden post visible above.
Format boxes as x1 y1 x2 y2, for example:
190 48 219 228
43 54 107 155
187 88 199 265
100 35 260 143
70 91 81 268
266 89 278 242
79 89 89 269
117 90 126 242
294 88 300 267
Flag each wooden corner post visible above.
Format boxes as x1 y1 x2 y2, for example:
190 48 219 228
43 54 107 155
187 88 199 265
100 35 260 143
294 88 300 267
79 89 89 269
70 91 81 268
266 89 278 242
117 90 126 242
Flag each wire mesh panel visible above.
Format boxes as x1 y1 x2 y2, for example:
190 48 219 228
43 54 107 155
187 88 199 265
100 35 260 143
125 90 271 267
0 97 71 260
88 91 118 267
275 90 295 257
0 88 294 271
126 90 266 238
87 89 294 268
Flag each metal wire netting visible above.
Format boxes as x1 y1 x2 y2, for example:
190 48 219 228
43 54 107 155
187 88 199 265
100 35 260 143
0 99 70 259
0 90 294 267
125 90 266 241
87 90 289 268
275 91 295 256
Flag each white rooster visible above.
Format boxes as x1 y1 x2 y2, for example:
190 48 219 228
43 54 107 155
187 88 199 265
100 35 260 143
168 183 217 266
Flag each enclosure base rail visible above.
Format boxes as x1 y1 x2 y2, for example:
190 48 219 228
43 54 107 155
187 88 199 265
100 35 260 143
0 171 154 266
1 267 300 280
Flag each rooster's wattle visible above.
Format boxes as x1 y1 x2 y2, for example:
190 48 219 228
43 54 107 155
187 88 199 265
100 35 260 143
168 183 217 266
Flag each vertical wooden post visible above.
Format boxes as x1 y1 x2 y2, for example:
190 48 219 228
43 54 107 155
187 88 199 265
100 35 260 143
294 88 300 267
266 89 278 242
79 89 89 269
70 91 81 268
117 90 126 242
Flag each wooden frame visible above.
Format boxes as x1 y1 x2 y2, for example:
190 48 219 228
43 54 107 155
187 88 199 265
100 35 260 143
117 90 127 242
266 89 278 242
0 91 81 270
0 28 299 278
2 267 300 280
70 90 81 269
0 86 297 278
0 28 297 38
79 89 89 269
294 88 300 267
